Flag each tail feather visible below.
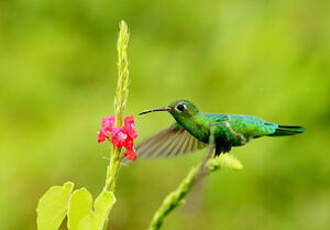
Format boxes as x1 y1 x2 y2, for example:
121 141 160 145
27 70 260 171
269 125 305 136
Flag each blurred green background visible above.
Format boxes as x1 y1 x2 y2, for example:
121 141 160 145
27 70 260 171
1 0 329 229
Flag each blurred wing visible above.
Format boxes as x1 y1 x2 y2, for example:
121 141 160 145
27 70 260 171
136 123 207 159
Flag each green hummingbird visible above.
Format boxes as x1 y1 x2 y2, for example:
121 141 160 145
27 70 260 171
136 99 305 158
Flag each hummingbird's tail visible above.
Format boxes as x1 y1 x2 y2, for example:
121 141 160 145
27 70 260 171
268 125 305 136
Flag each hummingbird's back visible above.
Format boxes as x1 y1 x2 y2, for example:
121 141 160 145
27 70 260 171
200 113 278 146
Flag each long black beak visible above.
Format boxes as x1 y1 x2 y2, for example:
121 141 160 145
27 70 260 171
138 106 171 115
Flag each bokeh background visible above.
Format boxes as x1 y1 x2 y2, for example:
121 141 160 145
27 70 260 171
1 0 329 229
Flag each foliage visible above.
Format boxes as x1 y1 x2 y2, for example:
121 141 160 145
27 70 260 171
37 182 74 230
67 189 115 230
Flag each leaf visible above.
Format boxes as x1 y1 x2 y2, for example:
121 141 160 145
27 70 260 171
67 188 96 230
94 190 116 229
37 181 74 230
67 188 116 230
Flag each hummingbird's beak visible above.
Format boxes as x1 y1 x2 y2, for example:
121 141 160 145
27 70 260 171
138 106 171 115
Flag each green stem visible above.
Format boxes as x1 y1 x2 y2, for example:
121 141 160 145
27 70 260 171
103 20 130 194
101 20 130 230
148 153 243 230
148 163 202 230
104 147 121 192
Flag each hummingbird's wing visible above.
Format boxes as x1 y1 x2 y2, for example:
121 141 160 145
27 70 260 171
135 123 207 159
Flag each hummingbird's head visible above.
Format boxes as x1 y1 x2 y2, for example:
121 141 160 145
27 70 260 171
138 99 199 118
167 99 199 118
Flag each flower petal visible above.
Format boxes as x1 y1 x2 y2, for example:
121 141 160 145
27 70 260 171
124 147 137 161
124 115 138 139
102 115 115 132
97 128 110 143
111 127 128 149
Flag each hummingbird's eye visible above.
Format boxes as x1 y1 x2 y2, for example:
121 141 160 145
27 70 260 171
176 104 186 112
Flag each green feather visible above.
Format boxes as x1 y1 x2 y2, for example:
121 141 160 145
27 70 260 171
269 125 305 136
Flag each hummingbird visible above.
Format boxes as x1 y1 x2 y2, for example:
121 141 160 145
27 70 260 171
136 99 305 158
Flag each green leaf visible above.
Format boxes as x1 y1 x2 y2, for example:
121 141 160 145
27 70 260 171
67 188 96 230
94 191 116 229
37 181 74 230
67 188 116 230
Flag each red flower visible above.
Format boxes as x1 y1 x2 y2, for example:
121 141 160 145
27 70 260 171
124 147 137 161
102 115 115 132
124 146 136 161
123 138 137 161
125 138 133 149
124 115 138 139
97 127 110 143
97 114 138 162
97 115 115 143
111 126 128 149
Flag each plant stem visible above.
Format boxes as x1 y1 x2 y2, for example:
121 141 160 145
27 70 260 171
103 20 130 193
148 154 243 230
104 147 121 192
148 163 202 230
